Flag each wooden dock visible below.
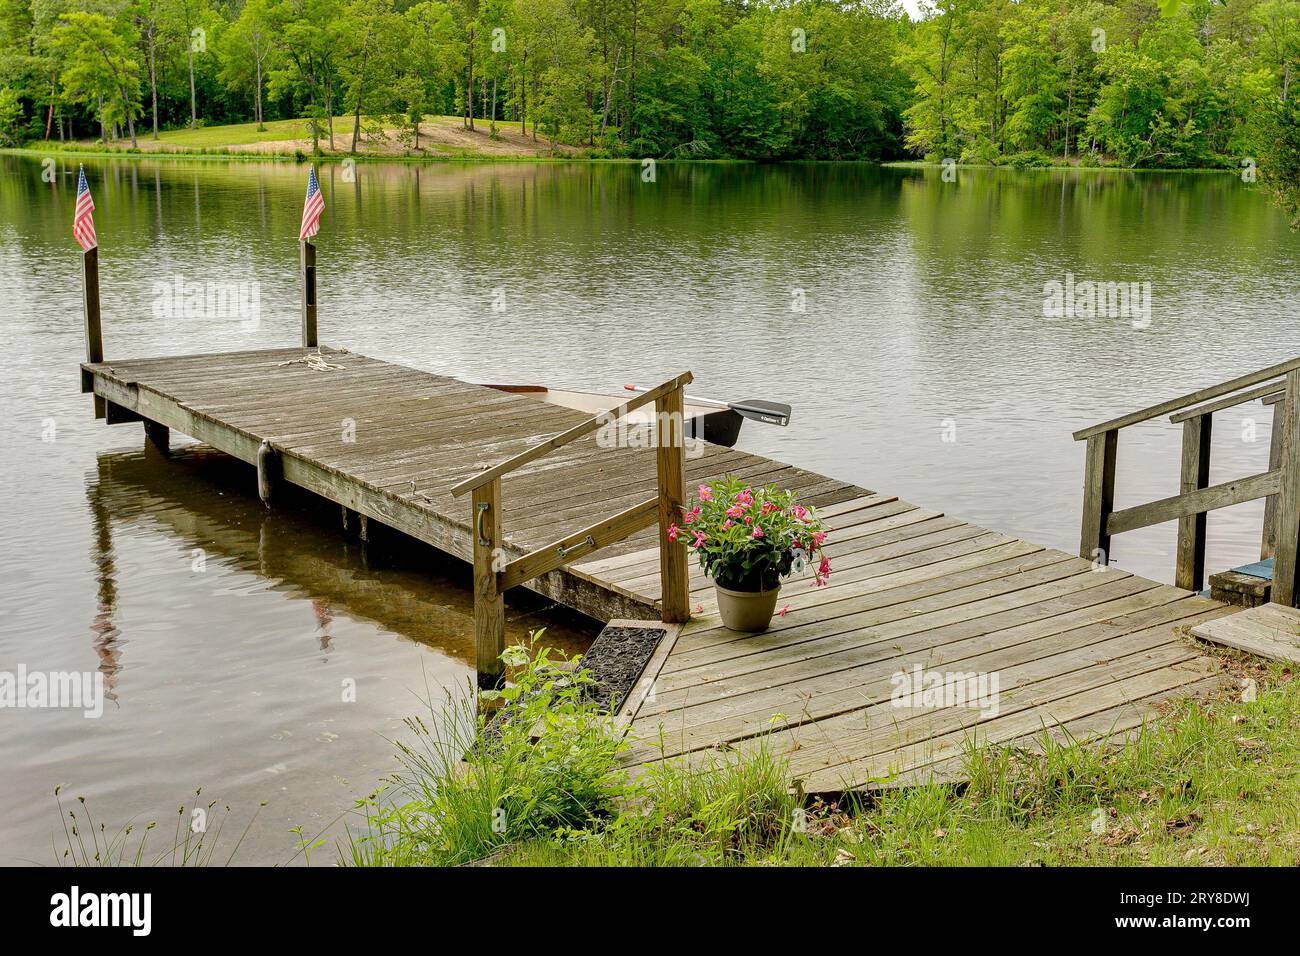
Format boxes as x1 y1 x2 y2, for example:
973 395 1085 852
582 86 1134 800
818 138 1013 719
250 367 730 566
82 343 1255 792
81 345 855 625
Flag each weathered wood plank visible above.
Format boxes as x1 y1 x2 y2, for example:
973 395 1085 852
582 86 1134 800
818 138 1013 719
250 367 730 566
1175 414 1212 591
500 496 659 592
1107 469 1279 536
472 477 505 688
1192 603 1300 663
1274 373 1300 607
1079 429 1117 563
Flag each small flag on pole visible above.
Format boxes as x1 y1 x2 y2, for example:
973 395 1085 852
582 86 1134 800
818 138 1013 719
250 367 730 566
299 165 325 241
73 165 97 251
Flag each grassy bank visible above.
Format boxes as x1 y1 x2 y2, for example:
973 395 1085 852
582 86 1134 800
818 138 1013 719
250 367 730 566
18 115 591 162
345 637 1299 868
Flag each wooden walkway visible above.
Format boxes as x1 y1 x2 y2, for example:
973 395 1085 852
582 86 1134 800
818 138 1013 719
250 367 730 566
83 345 1231 792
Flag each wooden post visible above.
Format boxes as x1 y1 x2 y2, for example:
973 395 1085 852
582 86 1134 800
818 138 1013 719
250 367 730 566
82 246 106 419
1175 414 1212 592
472 478 505 688
143 419 170 456
1271 371 1300 607
655 387 690 623
1262 391 1285 560
1079 428 1118 565
300 240 317 348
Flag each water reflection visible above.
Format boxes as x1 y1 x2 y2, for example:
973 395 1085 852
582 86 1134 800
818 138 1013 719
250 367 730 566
85 444 594 670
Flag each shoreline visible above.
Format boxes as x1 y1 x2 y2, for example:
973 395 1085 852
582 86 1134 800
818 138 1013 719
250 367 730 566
0 144 1240 174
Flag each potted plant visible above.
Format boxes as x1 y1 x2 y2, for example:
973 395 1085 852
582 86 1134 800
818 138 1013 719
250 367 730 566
672 477 831 632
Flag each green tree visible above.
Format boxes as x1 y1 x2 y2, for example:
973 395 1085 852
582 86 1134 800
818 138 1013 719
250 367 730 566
0 83 21 143
54 10 143 146
266 0 345 150
220 0 275 131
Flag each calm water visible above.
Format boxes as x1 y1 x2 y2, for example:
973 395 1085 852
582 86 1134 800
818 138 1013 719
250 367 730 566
0 157 1295 864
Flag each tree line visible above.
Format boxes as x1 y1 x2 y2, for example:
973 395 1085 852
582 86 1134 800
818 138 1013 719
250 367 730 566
0 0 1295 179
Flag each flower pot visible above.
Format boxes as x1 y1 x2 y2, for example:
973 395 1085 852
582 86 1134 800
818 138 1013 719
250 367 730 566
714 582 781 632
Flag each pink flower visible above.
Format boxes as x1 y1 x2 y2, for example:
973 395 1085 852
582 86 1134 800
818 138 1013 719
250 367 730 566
692 530 707 548
751 526 764 539
813 531 827 547
813 557 832 587
697 485 713 502
683 505 701 525
744 515 753 525
736 489 754 507
792 505 809 521
722 519 734 530
667 523 680 542
762 501 779 515
777 604 790 617
726 504 746 519
693 603 704 614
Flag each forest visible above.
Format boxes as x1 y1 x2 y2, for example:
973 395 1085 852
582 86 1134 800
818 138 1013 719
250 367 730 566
0 0 1296 174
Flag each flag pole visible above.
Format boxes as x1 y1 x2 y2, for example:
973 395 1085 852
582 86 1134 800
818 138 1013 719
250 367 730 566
298 163 322 349
300 237 317 348
81 216 105 419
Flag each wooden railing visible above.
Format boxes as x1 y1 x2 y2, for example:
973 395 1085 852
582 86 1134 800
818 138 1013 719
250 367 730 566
1073 356 1300 606
450 372 694 687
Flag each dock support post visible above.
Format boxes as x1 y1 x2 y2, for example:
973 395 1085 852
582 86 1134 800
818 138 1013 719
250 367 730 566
1175 415 1212 591
655 388 690 623
1079 429 1118 566
1271 371 1300 607
143 419 170 456
472 478 505 688
300 240 317 348
82 246 106 419
1262 391 1285 560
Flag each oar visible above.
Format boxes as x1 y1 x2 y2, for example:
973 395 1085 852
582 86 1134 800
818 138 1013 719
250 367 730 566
623 384 792 426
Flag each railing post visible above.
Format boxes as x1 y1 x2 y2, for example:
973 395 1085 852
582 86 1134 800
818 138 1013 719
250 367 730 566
1272 371 1300 607
1175 414 1212 591
82 246 106 419
1079 428 1118 565
655 387 690 623
300 239 317 348
472 477 505 687
1262 390 1285 560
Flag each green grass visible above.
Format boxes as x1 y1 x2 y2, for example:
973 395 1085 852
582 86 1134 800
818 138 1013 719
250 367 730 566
147 117 326 149
345 641 1300 867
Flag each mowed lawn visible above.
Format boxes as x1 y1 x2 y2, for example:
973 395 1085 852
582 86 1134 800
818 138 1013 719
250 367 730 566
148 117 324 148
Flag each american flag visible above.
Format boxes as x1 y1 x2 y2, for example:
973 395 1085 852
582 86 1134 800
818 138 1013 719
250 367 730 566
299 165 324 241
73 165 97 251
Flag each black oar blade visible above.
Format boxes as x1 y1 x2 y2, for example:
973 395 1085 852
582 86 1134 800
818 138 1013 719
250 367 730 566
730 400 792 426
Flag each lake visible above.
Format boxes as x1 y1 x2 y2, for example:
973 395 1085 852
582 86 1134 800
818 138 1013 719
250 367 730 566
0 156 1295 864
